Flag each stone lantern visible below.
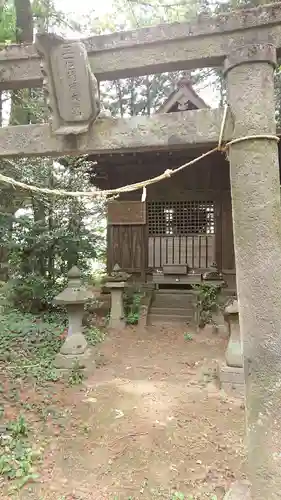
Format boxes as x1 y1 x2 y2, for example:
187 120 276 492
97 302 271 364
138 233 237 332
218 298 245 394
105 263 131 329
53 266 95 370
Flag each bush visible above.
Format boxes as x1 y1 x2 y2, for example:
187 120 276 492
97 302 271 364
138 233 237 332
0 309 104 383
194 283 221 328
0 414 40 492
5 275 66 313
123 287 143 325
0 309 66 382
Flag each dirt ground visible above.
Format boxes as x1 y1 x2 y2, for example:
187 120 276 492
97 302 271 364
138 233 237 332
3 325 246 500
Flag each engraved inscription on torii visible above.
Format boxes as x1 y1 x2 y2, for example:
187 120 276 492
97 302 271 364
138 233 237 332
35 33 100 136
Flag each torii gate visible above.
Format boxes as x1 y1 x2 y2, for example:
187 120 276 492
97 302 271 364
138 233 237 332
1 4 281 498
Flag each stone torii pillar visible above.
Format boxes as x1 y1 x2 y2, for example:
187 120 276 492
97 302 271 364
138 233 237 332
225 43 281 499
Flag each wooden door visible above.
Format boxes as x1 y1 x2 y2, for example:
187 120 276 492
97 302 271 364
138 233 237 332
107 201 147 278
107 224 147 275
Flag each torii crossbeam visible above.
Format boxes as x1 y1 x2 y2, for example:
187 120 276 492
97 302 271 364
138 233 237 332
1 4 281 499
1 2 281 89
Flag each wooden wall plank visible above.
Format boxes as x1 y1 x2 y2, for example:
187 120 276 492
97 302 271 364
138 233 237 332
107 201 146 225
215 196 223 270
107 225 147 274
148 235 215 268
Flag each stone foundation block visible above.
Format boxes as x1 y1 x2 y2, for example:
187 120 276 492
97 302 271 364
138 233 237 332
60 333 88 355
217 363 245 395
54 348 95 371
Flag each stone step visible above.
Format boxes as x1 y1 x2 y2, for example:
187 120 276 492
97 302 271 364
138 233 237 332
153 296 194 304
152 298 195 308
149 314 191 324
149 290 196 325
152 291 196 294
154 291 195 298
156 289 196 295
151 307 194 317
154 293 195 299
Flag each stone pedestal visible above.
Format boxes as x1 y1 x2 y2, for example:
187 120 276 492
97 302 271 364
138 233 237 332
212 309 228 335
218 299 244 395
224 300 242 368
217 364 245 397
54 348 94 371
53 266 95 370
105 281 126 329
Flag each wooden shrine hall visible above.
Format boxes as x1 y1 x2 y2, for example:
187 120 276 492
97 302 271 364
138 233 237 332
89 78 259 289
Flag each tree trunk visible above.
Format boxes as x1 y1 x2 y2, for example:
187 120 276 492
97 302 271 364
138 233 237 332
47 163 55 282
14 0 33 43
0 0 6 16
130 78 136 116
31 196 46 276
146 76 151 116
115 80 124 117
0 0 34 281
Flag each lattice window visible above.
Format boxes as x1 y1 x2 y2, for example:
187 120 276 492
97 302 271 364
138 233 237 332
147 200 215 236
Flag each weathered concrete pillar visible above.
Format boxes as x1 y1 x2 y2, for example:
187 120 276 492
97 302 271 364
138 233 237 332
105 281 126 329
224 299 242 369
218 299 244 396
105 264 131 329
224 43 281 499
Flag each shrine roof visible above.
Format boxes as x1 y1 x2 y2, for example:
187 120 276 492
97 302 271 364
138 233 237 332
87 78 209 186
156 77 208 114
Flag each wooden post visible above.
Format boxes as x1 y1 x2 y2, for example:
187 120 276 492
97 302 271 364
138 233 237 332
225 43 281 498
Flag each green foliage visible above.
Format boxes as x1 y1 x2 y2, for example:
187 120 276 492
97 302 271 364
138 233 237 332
68 362 85 386
0 1 17 45
193 283 220 328
0 414 40 491
184 332 193 341
5 275 65 312
8 415 28 438
1 156 105 311
32 0 72 30
171 493 185 500
0 309 65 382
85 326 105 346
0 0 76 46
0 308 104 383
124 289 143 325
0 3 105 312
